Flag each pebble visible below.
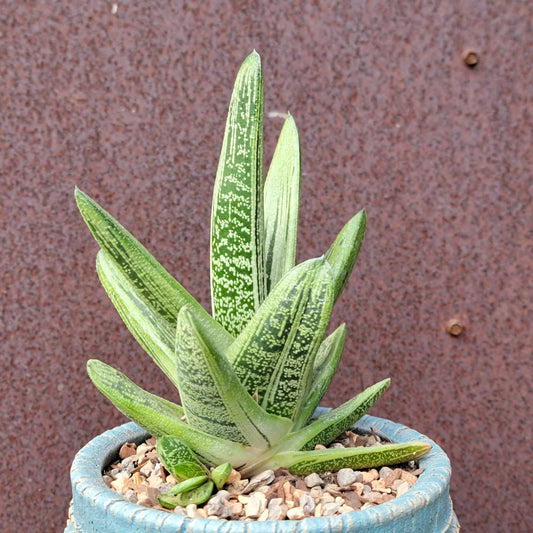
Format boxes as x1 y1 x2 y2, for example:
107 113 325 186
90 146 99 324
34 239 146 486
258 509 269 521
343 490 361 510
401 470 418 487
227 501 243 517
337 468 357 487
299 492 316 515
206 495 232 518
304 473 323 488
309 486 322 499
396 481 411 497
105 431 423 522
244 492 267 518
362 469 379 483
379 466 393 480
286 507 305 520
384 468 403 488
320 492 335 505
226 469 241 484
243 470 275 493
227 480 249 494
339 504 355 514
186 504 202 518
267 498 288 520
123 490 137 503
140 462 154 477
322 502 341 516
119 442 137 459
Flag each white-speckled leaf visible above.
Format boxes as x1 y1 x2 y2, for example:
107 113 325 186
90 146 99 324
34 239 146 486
210 51 265 336
281 379 391 452
175 308 292 449
325 209 367 302
264 114 301 294
227 258 334 420
292 323 346 429
86 359 258 467
96 250 178 387
75 188 233 354
260 441 431 476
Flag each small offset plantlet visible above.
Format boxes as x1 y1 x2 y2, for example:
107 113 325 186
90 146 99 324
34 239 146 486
76 51 430 509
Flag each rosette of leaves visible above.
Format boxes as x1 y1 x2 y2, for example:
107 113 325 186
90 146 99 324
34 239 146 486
76 51 430 507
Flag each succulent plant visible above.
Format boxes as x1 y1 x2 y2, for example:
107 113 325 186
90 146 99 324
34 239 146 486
76 51 430 508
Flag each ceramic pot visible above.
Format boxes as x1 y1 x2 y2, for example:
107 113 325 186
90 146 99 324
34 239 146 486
65 412 459 532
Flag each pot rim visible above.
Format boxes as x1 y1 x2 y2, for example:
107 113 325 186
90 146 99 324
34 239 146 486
69 413 455 531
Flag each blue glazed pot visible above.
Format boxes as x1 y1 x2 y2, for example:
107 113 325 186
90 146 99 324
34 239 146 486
66 413 459 532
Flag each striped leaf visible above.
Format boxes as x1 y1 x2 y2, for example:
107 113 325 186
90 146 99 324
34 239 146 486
292 324 346 429
210 51 265 336
262 441 432 476
75 188 233 354
96 250 178 386
86 359 258 467
175 308 292 449
264 114 301 294
325 209 367 302
282 379 391 452
227 258 334 420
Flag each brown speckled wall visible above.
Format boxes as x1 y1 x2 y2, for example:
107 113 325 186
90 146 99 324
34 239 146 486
1 2 530 531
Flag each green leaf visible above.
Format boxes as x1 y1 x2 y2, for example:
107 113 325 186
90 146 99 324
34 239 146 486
75 188 233 354
158 493 180 510
282 379 391 452
211 462 233 490
156 436 207 480
264 114 301 294
228 258 334 420
175 480 215 506
175 308 292 448
158 479 215 508
325 209 366 302
266 441 432 475
168 475 209 495
292 324 346 429
86 359 259 467
96 250 178 387
210 51 265 336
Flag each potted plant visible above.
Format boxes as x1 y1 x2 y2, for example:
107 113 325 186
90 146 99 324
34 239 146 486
66 52 459 532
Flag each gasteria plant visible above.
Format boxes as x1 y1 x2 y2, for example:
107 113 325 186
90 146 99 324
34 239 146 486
76 51 430 509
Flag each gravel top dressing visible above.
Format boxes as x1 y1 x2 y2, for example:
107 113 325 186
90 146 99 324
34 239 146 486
104 430 423 522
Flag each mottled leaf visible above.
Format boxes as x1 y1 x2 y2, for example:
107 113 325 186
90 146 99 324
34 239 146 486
86 359 258 467
210 51 265 336
156 436 207 480
265 441 432 476
282 379 391 452
228 258 334 420
292 323 346 429
175 308 292 448
96 250 178 386
75 188 233 354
